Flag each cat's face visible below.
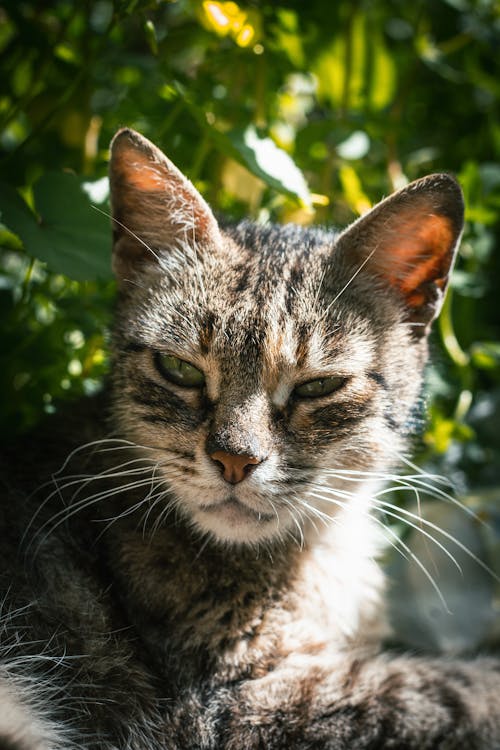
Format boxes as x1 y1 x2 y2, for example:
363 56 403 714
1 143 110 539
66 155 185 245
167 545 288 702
109 129 464 546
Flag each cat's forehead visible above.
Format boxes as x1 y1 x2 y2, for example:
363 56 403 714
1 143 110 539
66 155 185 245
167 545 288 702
197 222 331 312
221 221 332 280
125 221 373 356
129 245 374 389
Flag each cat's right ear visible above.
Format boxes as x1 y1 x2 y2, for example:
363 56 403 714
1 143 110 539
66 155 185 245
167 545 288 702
109 128 221 281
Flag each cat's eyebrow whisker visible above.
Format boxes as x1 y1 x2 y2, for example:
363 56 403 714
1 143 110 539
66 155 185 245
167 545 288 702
318 245 379 321
180 214 208 305
92 205 167 270
121 276 148 290
311 264 329 313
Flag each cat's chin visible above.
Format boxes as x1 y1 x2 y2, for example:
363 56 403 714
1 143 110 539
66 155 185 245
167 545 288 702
192 497 282 545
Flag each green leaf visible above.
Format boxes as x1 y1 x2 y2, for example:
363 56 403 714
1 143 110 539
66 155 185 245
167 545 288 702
0 182 39 246
144 19 158 56
0 174 112 281
338 165 371 214
368 28 396 110
227 126 312 207
425 413 474 453
178 87 311 206
313 12 395 112
471 342 500 370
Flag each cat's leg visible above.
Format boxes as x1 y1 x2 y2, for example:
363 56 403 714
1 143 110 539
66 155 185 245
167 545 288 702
0 672 72 750
221 653 500 749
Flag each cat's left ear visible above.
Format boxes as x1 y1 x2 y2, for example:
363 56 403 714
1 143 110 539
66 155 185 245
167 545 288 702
109 128 221 280
334 174 464 335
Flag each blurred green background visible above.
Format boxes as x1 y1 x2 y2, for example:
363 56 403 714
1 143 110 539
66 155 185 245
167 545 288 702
1 0 500 496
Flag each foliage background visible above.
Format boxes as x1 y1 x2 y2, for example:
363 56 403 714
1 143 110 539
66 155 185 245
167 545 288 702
1 0 500 648
1 0 500 487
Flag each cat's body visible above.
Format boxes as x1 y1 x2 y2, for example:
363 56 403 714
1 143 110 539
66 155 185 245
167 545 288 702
1 129 499 749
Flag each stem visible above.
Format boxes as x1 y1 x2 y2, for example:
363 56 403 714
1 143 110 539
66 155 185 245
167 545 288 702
190 132 211 182
438 288 469 368
0 69 86 167
20 256 35 303
438 287 474 422
155 98 185 140
254 53 267 128
0 4 81 132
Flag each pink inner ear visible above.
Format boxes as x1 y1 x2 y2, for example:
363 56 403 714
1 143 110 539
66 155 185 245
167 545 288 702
115 148 167 192
383 213 454 309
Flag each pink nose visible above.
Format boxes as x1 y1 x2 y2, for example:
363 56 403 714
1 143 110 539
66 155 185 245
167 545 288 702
210 450 261 484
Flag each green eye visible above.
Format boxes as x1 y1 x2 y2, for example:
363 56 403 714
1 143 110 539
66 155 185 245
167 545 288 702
155 354 205 388
294 376 345 399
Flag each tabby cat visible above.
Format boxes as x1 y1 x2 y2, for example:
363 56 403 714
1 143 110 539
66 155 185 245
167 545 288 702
1 128 499 749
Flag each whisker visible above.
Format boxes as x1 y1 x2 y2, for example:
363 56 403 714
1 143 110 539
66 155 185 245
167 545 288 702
92 205 166 269
318 245 378 319
309 488 451 613
307 475 497 582
372 497 499 583
29 470 176 554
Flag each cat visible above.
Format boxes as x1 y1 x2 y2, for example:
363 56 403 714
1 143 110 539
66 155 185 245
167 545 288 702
0 127 499 750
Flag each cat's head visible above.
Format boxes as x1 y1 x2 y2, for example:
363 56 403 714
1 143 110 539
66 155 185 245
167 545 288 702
108 128 463 546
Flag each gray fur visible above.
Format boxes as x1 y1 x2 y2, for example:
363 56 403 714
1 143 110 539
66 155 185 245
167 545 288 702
0 128 498 749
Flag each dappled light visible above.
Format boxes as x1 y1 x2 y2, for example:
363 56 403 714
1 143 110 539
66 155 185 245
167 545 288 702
0 0 499 495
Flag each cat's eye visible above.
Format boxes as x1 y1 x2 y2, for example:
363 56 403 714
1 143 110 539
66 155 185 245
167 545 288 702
294 376 345 399
155 354 205 388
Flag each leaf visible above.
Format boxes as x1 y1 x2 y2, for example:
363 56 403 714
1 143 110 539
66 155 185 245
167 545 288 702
471 342 500 370
144 19 158 56
0 183 39 245
336 131 370 160
0 174 112 281
179 89 311 206
227 126 312 207
338 165 371 215
313 11 395 112
368 28 396 110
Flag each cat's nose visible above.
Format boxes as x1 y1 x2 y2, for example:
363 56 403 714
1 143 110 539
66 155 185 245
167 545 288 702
209 450 261 484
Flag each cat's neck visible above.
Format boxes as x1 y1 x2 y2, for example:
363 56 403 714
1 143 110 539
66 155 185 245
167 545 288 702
104 493 387 685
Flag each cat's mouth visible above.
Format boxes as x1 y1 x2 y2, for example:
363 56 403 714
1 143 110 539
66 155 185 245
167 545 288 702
199 496 275 524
